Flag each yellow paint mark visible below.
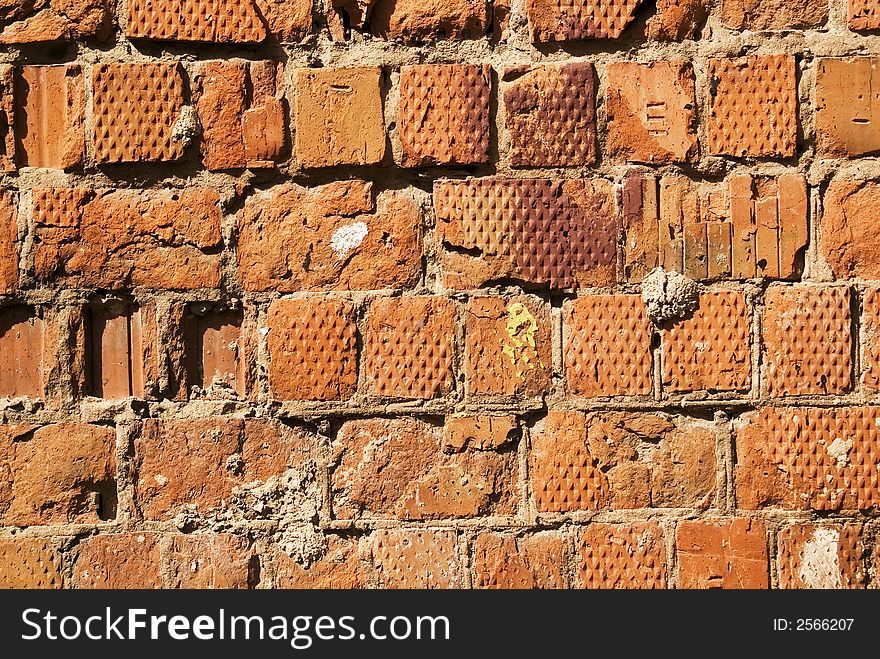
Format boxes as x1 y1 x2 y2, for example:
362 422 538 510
501 302 543 381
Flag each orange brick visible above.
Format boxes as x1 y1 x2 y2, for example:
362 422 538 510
707 55 797 158
74 533 161 589
270 535 363 588
164 534 252 588
15 64 85 168
815 58 880 158
762 287 851 397
0 65 14 171
646 0 709 40
180 306 246 397
722 0 827 30
194 60 285 170
84 303 155 400
606 61 698 164
294 67 385 168
0 0 113 43
0 538 63 588
127 0 269 42
0 423 116 526
435 178 618 290
134 418 315 520
502 63 596 167
331 417 516 520
526 0 644 41
662 291 751 393
267 298 358 401
366 529 462 588
474 533 566 589
367 0 488 41
735 407 880 511
824 180 880 279
564 295 653 397
0 190 14 294
577 523 667 589
92 63 188 164
465 296 551 398
0 306 43 398
398 64 490 167
862 288 880 391
677 519 769 589
365 297 455 399
849 0 880 30
443 415 517 452
777 524 865 589
237 181 422 293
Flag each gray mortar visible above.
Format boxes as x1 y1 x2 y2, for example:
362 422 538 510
641 267 700 325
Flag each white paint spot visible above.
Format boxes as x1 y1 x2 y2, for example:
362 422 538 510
827 438 853 468
798 528 841 589
331 222 368 260
154 474 168 486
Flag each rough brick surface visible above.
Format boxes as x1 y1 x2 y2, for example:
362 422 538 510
0 0 113 43
526 0 644 41
721 0 828 30
366 529 461 588
270 535 362 588
816 58 880 158
0 190 18 294
474 533 566 588
677 519 769 589
646 0 708 40
849 0 880 31
164 534 252 588
777 524 865 589
861 288 880 391
0 65 16 171
577 524 667 589
74 533 161 589
0 306 43 398
0 538 63 588
823 180 880 279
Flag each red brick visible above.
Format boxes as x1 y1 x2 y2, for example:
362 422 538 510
735 407 880 511
850 0 880 30
677 519 769 589
474 533 566 589
181 306 245 397
815 58 880 158
74 533 161 589
531 411 716 511
84 303 156 400
294 67 385 168
134 418 315 520
366 0 488 41
762 287 851 397
862 288 880 390
0 538 63 588
164 534 253 588
366 529 462 588
564 295 653 397
606 61 698 164
0 65 14 171
271 535 363 588
502 62 596 167
662 291 751 393
777 524 865 589
435 178 617 290
0 423 116 526
15 64 85 168
92 63 189 164
256 0 312 41
444 415 517 452
127 0 268 42
0 0 113 43
237 181 422 292
824 180 880 278
331 417 516 520
707 55 797 158
194 60 285 170
33 188 223 290
398 64 490 167
464 296 552 398
577 524 667 589
722 0 827 30
267 298 358 402
365 297 455 399
0 190 14 293
526 0 644 41
0 306 42 399
646 0 708 40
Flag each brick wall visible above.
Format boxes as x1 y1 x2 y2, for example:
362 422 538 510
1 0 879 590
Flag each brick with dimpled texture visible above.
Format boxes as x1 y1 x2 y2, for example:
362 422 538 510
861 288 880 391
849 0 880 30
473 533 566 588
163 534 253 588
366 529 462 588
74 533 161 589
777 524 865 589
127 0 268 43
577 523 667 589
368 0 488 41
0 538 63 588
815 58 880 158
526 0 644 41
677 519 769 589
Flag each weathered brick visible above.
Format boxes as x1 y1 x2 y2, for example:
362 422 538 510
0 65 15 171
735 407 880 510
777 524 865 589
0 189 14 293
646 0 708 40
502 63 596 167
255 0 313 41
577 524 667 589
398 64 490 167
0 538 63 588
464 295 552 398
134 418 316 520
435 178 617 290
823 180 880 278
564 295 653 397
74 533 161 589
127 0 268 43
443 415 517 452
15 65 84 169
267 298 358 401
331 417 516 520
180 306 246 398
237 181 422 292
662 291 751 393
862 288 880 391
33 188 223 290
721 0 827 30
270 535 363 588
526 0 644 41
707 55 797 158
531 411 716 511
164 534 252 588
364 297 455 399
474 533 566 589
194 60 285 170
294 67 385 168
606 61 698 164
366 529 462 588
0 423 116 526
368 0 487 41
92 63 189 164
850 0 880 30
677 519 768 589
0 0 113 43
0 306 43 398
816 58 880 158
84 303 156 400
762 287 851 397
